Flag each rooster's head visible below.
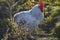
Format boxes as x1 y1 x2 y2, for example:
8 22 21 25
38 2 45 12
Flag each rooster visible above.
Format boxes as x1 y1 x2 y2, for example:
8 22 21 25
13 2 45 31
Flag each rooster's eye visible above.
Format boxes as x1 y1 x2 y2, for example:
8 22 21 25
38 6 42 10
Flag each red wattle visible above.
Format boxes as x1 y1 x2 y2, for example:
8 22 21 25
41 8 44 12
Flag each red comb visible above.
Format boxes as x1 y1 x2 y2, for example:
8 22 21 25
38 2 45 7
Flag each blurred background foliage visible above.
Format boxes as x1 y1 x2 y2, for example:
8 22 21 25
0 0 60 40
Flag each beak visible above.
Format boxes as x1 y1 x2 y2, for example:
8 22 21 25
45 12 49 15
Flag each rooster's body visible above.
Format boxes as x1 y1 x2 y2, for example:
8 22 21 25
13 2 45 31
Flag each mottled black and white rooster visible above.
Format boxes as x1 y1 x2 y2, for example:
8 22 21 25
13 2 45 31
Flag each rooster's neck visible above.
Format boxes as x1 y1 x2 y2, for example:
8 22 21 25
29 4 42 19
